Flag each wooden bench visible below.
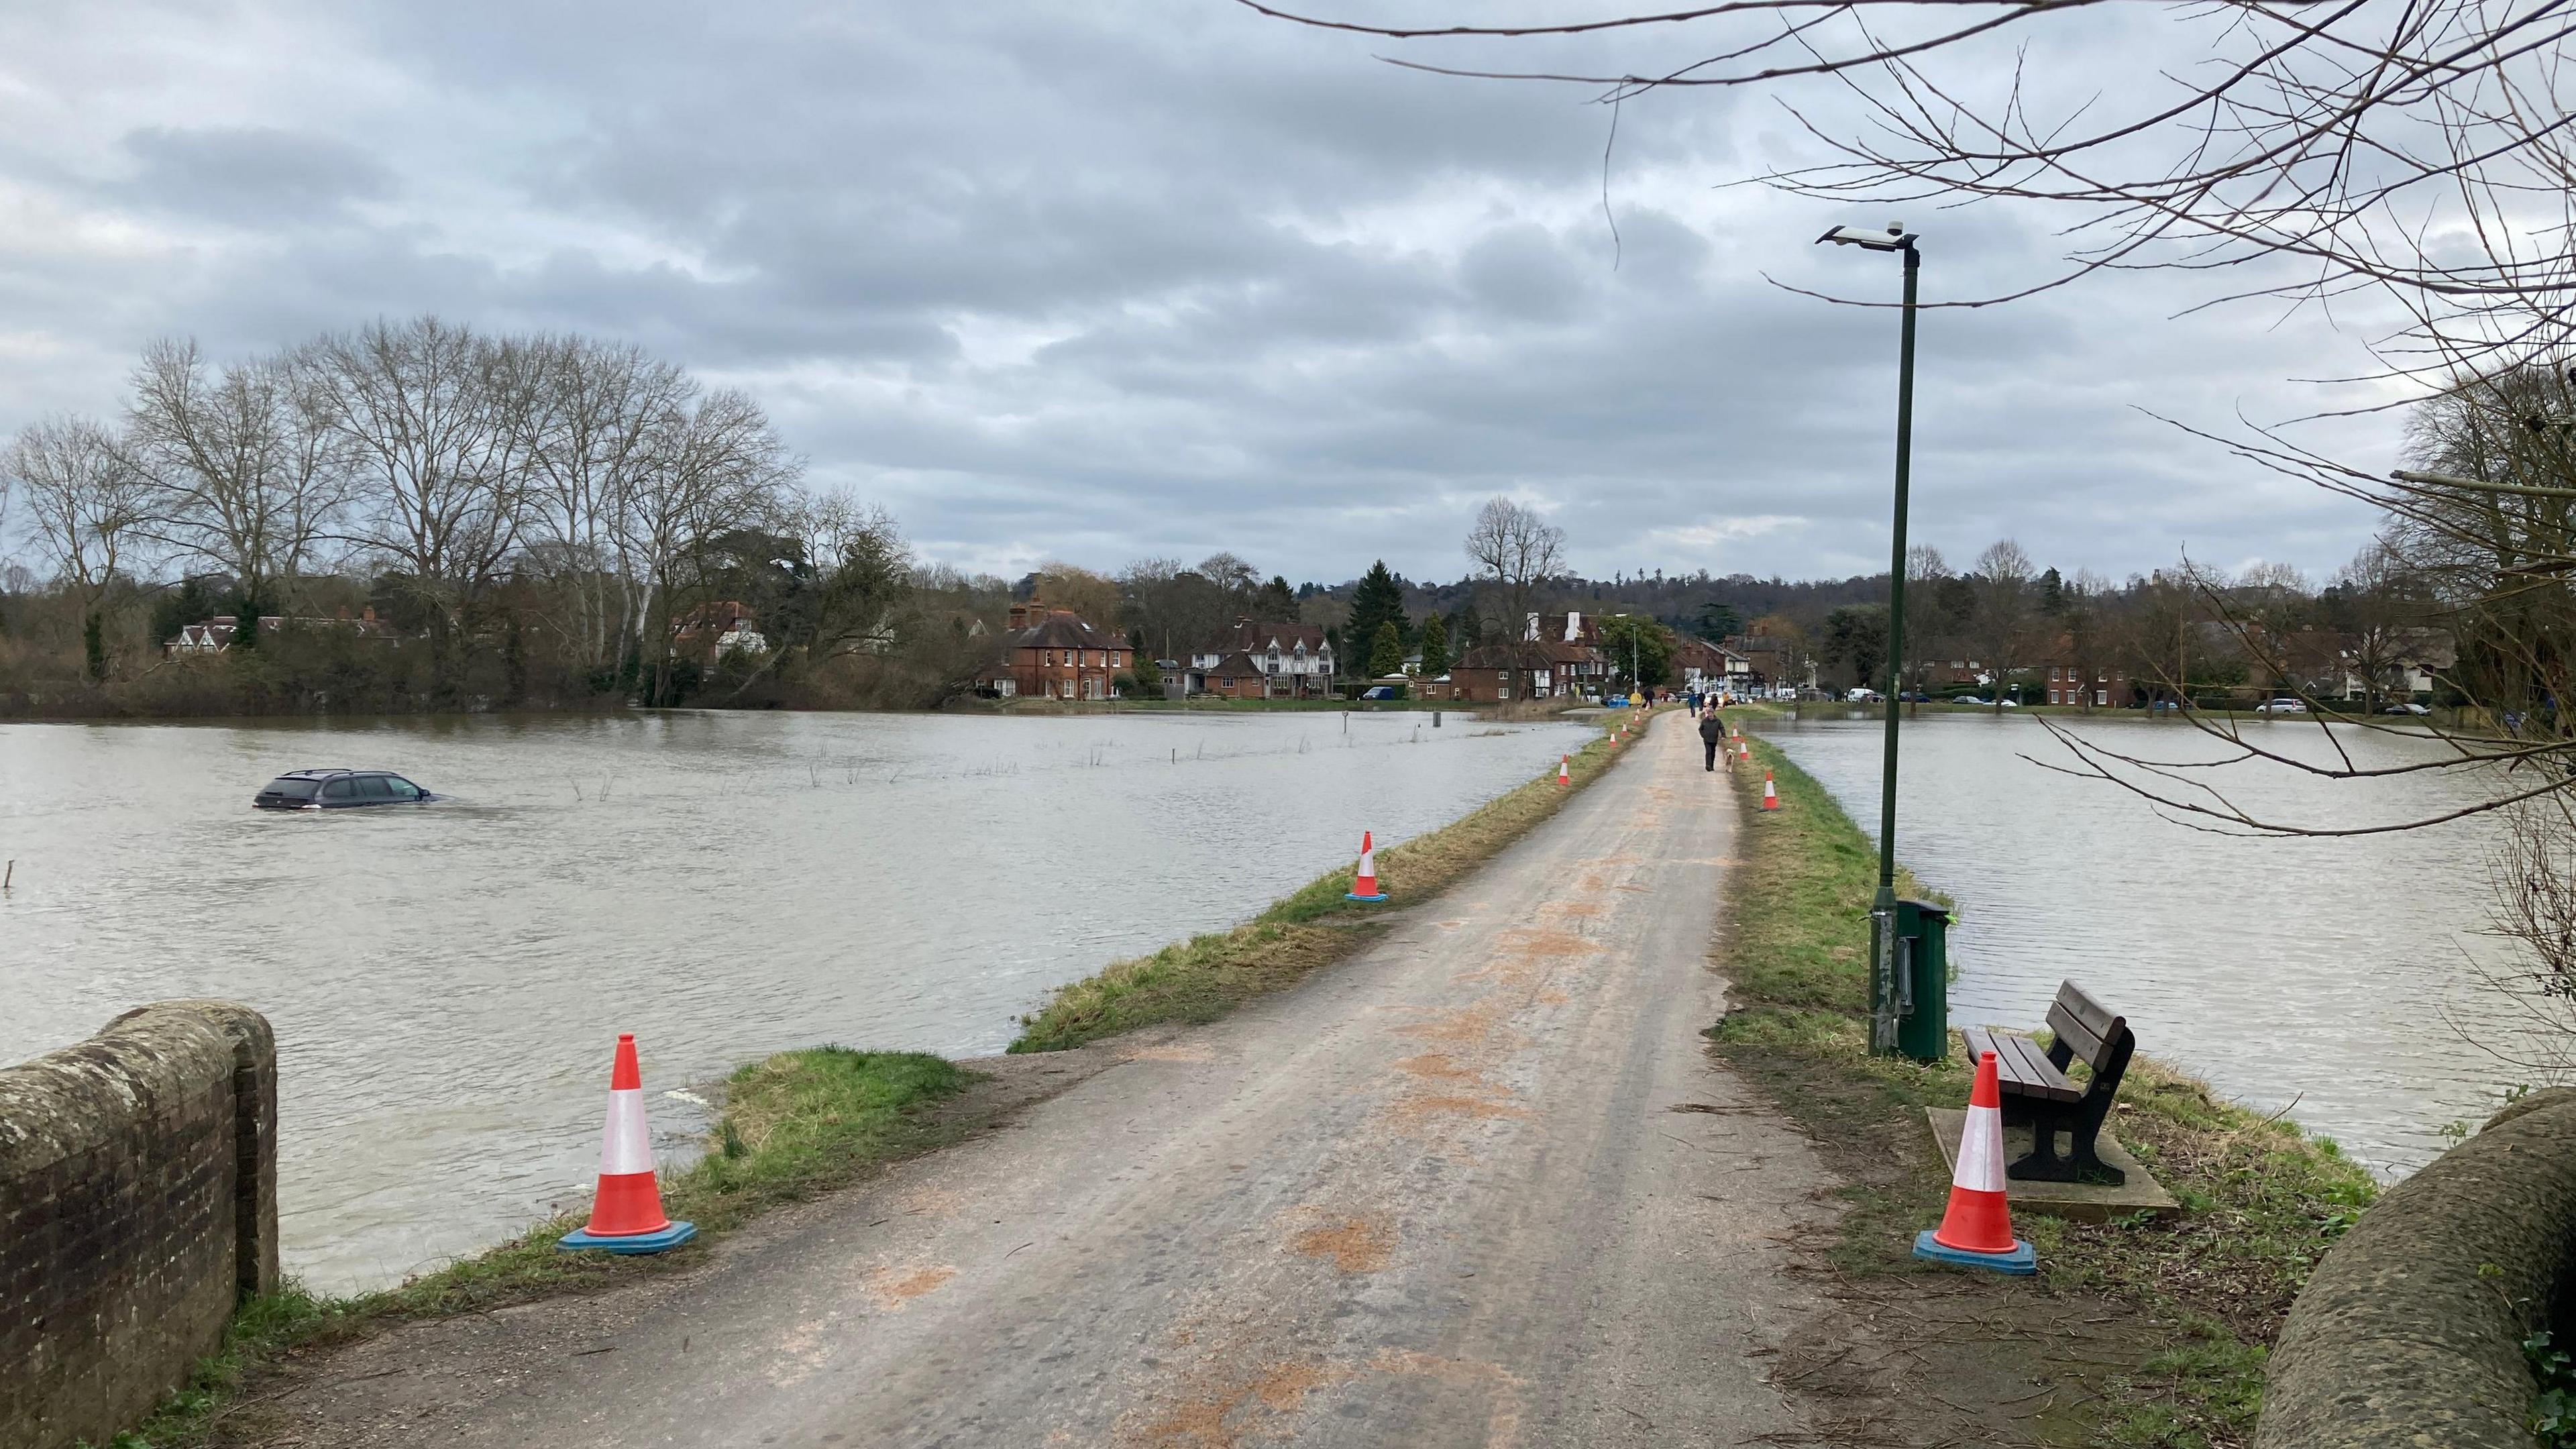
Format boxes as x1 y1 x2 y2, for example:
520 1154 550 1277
1959 981 2135 1185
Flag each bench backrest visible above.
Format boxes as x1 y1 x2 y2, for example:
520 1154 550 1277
2045 981 2129 1073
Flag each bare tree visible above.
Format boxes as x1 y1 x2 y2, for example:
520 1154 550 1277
2323 543 2429 715
309 317 533 692
626 388 798 704
1464 496 1566 698
125 337 347 617
1901 543 1949 698
2061 570 2117 712
5 416 151 680
1968 539 2036 709
515 335 692 675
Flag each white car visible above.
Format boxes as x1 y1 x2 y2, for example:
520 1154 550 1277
2381 701 2432 716
2255 698 2308 714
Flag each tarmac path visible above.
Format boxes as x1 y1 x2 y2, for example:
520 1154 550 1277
285 713 1843 1448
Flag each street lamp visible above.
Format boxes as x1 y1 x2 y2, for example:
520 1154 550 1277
1817 221 1919 1057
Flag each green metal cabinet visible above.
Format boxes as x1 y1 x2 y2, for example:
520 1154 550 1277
1892 898 1951 1062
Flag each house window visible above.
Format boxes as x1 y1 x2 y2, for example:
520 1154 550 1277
2095 689 2108 706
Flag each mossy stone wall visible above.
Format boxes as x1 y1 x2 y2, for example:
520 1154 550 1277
0 1001 277 1449
2257 1087 2576 1449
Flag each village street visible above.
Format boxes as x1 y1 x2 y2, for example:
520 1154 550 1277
266 715 1847 1447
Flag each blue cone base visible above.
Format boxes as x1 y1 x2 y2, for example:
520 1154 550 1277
1911 1229 2035 1275
1345 891 1387 902
559 1220 698 1254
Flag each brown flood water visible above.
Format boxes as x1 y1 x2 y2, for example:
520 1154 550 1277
1 707 1591 1292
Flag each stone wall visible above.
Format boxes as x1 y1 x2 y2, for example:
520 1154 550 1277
2256 1085 2576 1449
0 1002 278 1449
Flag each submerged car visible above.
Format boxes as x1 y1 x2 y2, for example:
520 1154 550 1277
254 769 437 810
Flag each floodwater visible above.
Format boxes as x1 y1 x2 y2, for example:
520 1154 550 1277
1752 708 2561 1176
0 708 1591 1293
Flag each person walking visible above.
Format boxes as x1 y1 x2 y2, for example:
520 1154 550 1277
1699 708 1723 771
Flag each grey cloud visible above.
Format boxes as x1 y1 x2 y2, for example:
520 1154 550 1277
0 0 2391 586
118 125 392 223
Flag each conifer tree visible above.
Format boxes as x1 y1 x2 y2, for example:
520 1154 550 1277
1347 561 1407 659
1418 611 1450 677
1368 621 1405 678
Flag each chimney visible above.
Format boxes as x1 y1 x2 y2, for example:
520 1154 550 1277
362 606 377 623
1564 610 1580 642
1525 612 1540 642
1008 602 1031 630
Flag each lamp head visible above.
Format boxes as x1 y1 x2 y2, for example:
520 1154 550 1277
1815 223 1918 252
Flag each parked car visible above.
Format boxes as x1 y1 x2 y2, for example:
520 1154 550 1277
1845 688 1883 703
2254 698 2308 714
254 769 439 810
1951 696 1990 706
2381 701 2432 716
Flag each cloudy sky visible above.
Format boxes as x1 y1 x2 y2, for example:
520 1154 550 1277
0 1 2408 588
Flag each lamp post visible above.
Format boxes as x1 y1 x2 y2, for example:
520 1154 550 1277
1817 222 1919 1057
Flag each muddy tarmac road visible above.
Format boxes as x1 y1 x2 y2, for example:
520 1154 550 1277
251 716 1849 1447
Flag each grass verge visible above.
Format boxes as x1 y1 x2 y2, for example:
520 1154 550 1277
1714 733 2377 1448
1008 709 1647 1052
111 1046 967 1448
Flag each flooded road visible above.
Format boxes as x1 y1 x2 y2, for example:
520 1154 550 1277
1753 708 2557 1176
0 708 1591 1293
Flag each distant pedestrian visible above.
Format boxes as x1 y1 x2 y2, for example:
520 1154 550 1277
1699 710 1723 771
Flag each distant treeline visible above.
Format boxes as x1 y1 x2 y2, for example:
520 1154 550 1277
0 317 1002 716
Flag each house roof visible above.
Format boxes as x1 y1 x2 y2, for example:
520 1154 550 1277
1010 612 1120 651
1203 651 1265 676
1213 619 1328 655
1527 612 1601 645
1456 643 1556 670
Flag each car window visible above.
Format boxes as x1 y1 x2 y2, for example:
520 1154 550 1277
383 777 421 800
260 777 319 799
321 778 358 801
356 775 393 800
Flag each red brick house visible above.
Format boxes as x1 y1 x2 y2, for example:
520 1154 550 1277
1449 643 1558 702
994 603 1130 700
1197 651 1273 699
2035 637 2131 708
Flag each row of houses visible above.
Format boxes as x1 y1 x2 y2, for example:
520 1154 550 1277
165 602 772 663
978 604 1818 704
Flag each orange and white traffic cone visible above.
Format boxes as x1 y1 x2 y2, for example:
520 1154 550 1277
1761 771 1780 810
1914 1051 2035 1274
1345 830 1387 902
1558 754 1570 786
1739 739 1752 765
559 1034 697 1254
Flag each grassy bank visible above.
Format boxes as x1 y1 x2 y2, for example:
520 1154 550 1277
116 1047 967 1448
1009 709 1646 1052
1715 734 2377 1448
